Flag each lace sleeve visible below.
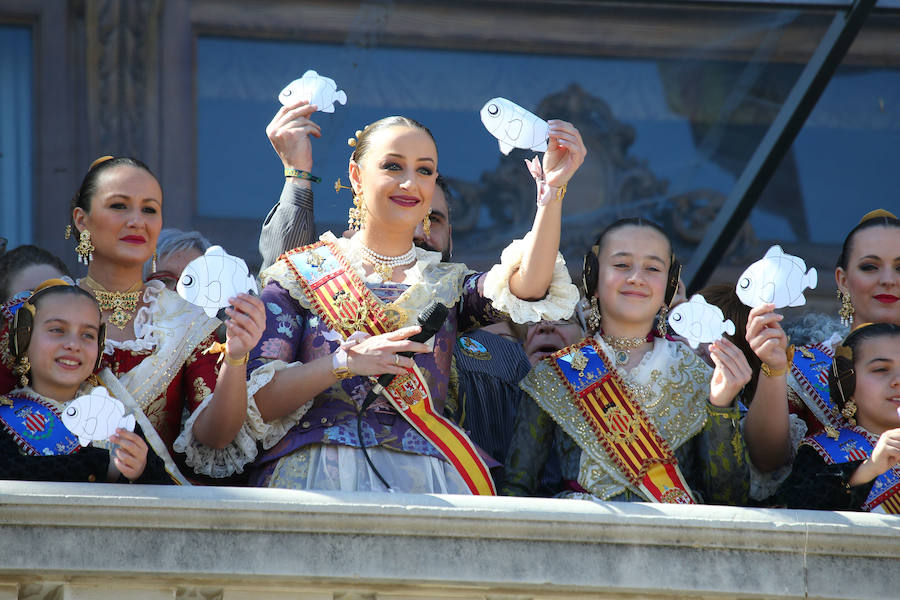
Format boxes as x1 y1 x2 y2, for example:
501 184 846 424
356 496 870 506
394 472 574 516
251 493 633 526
481 232 580 324
172 360 310 478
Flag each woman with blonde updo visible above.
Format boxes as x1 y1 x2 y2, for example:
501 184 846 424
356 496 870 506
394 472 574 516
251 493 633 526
243 109 585 494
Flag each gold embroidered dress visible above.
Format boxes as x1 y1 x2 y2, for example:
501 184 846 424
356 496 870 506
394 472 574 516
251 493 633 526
239 231 580 492
505 336 749 504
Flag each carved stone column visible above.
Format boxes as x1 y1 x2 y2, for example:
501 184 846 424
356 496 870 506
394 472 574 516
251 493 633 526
84 0 161 166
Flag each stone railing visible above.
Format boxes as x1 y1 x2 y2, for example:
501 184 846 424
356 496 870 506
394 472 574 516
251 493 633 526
0 481 898 600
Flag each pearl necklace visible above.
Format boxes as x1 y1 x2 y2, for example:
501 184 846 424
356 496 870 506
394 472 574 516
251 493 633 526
602 334 648 366
359 244 416 282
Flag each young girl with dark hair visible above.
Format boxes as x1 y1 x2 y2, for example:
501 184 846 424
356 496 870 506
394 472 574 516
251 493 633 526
776 323 900 512
503 218 751 504
1 281 170 483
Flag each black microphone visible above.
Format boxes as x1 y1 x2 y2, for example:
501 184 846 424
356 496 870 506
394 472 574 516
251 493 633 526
361 302 449 410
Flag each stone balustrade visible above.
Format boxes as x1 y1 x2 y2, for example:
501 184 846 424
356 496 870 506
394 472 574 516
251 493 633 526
0 481 898 599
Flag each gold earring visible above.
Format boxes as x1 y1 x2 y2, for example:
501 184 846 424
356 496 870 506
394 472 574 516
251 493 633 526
65 224 72 240
841 399 857 426
837 289 854 328
348 192 367 231
14 356 30 388
423 209 432 237
587 297 601 332
75 229 94 265
657 305 669 338
152 250 157 273
334 178 352 194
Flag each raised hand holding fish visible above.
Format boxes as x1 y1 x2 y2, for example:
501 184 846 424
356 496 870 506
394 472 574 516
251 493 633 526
266 99 322 175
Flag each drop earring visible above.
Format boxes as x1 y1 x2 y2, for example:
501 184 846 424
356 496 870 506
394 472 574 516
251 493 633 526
423 209 432 237
837 289 854 328
75 229 94 265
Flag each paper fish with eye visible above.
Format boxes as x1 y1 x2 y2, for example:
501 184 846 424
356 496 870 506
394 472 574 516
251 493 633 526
735 245 817 309
177 246 259 318
480 97 549 155
62 387 135 446
668 294 736 349
278 70 348 113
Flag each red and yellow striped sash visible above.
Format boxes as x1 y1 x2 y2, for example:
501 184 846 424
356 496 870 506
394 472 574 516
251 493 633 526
548 339 695 504
281 241 496 495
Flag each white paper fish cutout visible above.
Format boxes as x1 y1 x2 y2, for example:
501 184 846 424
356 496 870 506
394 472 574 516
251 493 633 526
736 245 817 309
62 387 135 446
278 70 348 113
668 294 736 349
177 246 259 318
480 97 549 155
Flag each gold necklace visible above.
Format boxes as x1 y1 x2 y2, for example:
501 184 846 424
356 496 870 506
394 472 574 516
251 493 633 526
82 275 143 330
602 334 647 366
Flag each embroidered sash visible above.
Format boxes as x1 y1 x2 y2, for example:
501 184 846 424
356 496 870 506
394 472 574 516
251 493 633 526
790 343 843 430
0 395 80 456
806 427 900 514
282 241 496 495
542 339 696 504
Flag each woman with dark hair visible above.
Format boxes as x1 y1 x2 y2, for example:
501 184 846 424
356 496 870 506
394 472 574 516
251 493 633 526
740 210 900 499
503 218 751 504
243 112 584 493
1 157 267 482
776 323 900 512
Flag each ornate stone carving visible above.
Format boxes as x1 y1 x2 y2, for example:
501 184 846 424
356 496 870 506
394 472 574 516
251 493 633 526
84 0 161 162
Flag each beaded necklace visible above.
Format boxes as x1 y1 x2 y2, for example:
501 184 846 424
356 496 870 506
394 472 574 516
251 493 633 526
359 244 416 282
82 275 143 330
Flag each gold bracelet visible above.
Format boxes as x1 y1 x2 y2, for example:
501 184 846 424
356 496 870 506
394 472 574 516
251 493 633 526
555 183 567 203
760 362 788 378
223 352 249 367
761 344 794 378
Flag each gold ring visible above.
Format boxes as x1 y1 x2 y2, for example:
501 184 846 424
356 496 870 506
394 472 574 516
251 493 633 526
394 354 400 366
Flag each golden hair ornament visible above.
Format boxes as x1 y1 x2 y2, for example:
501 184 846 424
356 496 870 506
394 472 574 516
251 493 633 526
858 208 898 223
89 155 115 170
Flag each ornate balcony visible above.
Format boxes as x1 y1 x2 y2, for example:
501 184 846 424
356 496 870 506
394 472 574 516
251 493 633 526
0 481 897 599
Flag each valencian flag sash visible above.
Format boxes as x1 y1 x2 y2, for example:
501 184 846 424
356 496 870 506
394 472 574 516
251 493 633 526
806 427 900 514
791 343 844 430
0 395 81 456
547 339 695 504
282 241 496 495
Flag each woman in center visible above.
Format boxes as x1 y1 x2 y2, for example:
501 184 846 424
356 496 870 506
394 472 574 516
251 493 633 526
246 115 584 493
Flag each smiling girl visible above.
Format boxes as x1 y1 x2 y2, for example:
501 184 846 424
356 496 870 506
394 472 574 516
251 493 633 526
241 114 584 494
504 218 750 504
777 323 900 512
0 281 169 483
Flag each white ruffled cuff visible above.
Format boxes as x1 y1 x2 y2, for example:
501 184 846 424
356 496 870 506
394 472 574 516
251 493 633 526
746 413 807 501
173 360 311 478
482 232 580 324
